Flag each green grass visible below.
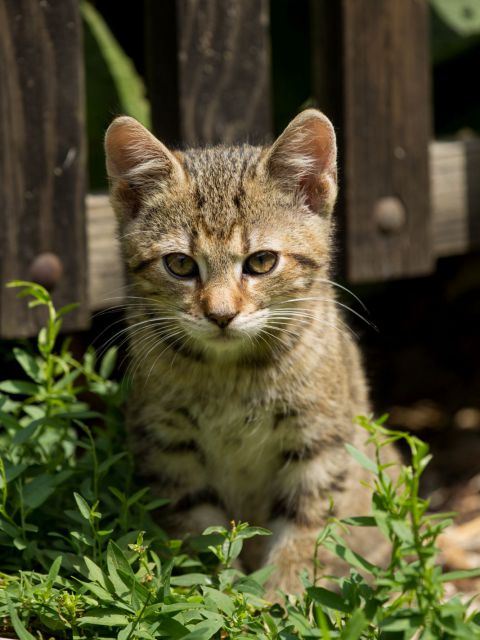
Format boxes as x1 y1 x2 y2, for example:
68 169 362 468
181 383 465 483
0 282 479 639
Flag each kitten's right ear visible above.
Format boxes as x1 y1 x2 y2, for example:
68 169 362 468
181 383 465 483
104 116 185 220
262 109 337 216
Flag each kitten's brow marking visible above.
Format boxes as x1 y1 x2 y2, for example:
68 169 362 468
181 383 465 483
286 253 321 270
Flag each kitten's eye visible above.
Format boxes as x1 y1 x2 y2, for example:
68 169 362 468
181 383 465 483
243 251 278 276
164 253 198 278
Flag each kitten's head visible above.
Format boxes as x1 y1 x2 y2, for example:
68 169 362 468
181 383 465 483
105 109 337 362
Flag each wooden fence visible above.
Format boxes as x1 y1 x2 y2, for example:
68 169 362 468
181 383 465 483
1 0 479 338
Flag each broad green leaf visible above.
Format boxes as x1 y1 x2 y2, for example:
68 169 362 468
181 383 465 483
234 577 265 597
0 460 28 485
106 540 133 595
13 348 43 382
202 587 235 616
81 581 116 604
307 586 352 613
157 616 190 638
23 471 71 510
183 616 223 640
0 380 39 396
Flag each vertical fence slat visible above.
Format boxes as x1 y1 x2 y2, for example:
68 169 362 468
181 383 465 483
313 0 433 283
146 0 272 147
0 0 88 338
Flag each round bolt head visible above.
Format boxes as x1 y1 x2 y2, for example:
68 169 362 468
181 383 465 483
373 196 406 233
29 252 63 290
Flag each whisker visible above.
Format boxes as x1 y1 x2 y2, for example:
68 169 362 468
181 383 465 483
275 297 377 331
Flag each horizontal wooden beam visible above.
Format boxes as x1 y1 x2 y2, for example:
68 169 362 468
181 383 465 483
87 139 480 310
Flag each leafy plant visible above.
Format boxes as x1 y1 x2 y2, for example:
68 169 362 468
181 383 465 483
0 283 479 639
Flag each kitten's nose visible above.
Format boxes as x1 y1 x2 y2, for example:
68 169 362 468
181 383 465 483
206 312 238 329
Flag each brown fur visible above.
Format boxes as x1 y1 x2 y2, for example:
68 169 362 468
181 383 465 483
104 110 389 595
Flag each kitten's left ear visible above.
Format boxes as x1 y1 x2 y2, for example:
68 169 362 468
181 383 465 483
263 109 337 215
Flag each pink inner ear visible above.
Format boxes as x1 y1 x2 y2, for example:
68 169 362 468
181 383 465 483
105 117 172 179
302 118 337 178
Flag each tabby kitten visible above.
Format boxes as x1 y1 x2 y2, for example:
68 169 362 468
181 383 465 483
105 110 384 594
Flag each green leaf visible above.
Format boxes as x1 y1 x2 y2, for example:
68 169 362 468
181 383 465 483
56 302 80 319
13 348 43 382
74 492 92 520
0 460 28 485
183 616 224 640
7 596 36 640
0 380 39 396
81 556 108 589
236 526 272 540
157 616 190 638
79 611 131 627
98 452 128 475
340 610 368 640
106 540 134 594
307 586 352 613
45 555 62 589
234 576 265 597
345 444 378 473
170 573 212 587
389 518 414 543
248 564 276 586
23 471 71 510
323 540 380 575
340 516 377 527
202 587 235 616
100 347 118 378
439 568 480 582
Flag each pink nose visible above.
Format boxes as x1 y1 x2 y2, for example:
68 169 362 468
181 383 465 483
206 312 237 329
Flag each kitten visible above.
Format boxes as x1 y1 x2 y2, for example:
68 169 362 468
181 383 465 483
104 110 387 594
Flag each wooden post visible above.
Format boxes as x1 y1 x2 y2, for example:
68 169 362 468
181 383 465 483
145 0 272 147
312 0 433 282
0 0 88 337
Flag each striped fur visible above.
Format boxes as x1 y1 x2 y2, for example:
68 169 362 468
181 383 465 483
104 110 391 595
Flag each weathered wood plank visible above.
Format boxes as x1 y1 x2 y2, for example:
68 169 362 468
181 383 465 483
146 0 272 147
312 0 433 282
430 140 480 257
85 139 480 310
0 0 88 338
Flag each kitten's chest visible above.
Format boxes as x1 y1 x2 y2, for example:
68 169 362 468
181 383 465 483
192 397 283 519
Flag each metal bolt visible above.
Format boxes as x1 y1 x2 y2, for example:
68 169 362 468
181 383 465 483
29 252 63 290
373 197 406 234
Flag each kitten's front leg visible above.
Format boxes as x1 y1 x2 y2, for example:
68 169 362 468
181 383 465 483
129 412 231 537
262 442 372 596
